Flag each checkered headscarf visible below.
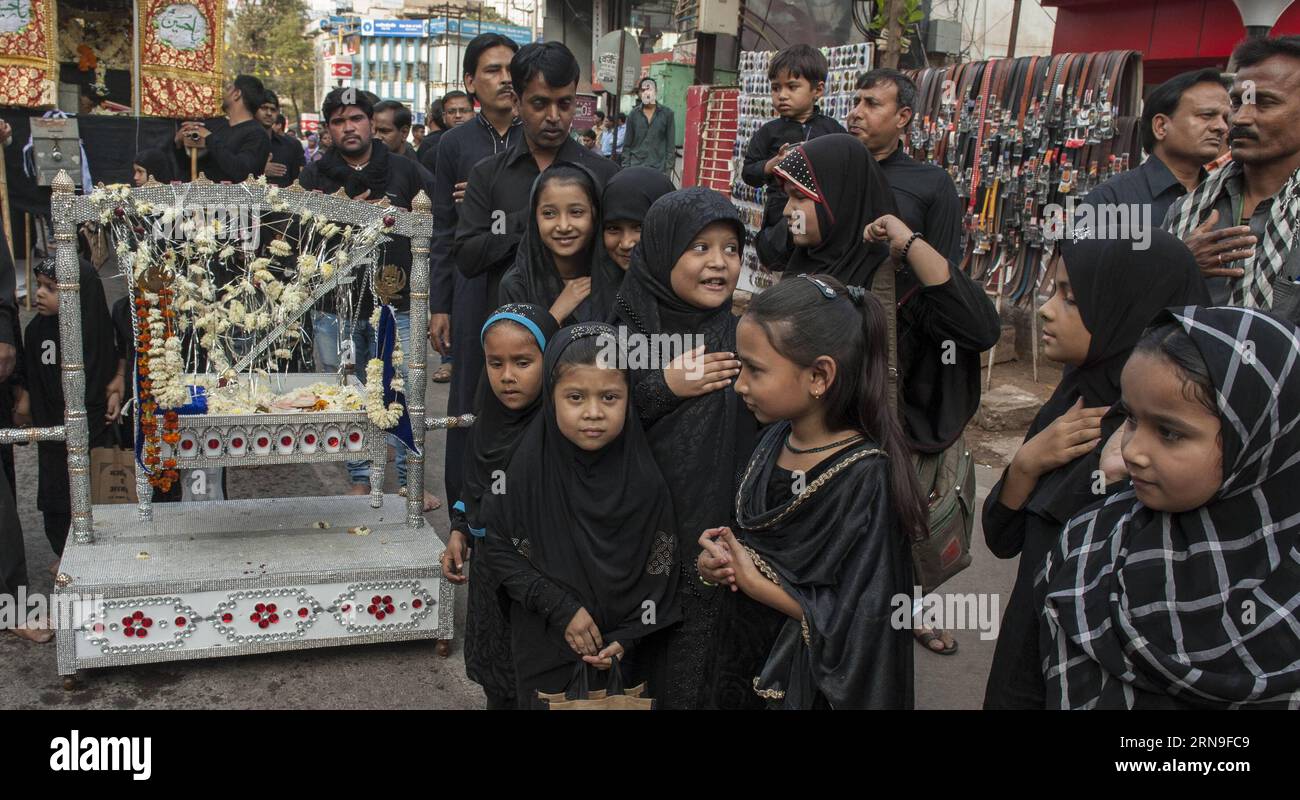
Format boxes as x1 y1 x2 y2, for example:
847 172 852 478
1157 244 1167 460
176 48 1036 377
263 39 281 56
1038 306 1300 709
1165 160 1300 309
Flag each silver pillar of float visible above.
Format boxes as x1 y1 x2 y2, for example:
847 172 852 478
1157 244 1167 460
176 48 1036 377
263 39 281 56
50 172 94 544
404 190 432 529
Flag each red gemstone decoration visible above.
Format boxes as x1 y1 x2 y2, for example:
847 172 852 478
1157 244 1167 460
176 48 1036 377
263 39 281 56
133 611 144 620
175 616 187 627
231 438 244 448
383 215 396 227
305 434 316 445
281 436 292 447
250 613 260 622
114 207 125 218
222 613 233 623
207 439 219 449
375 611 386 620
328 437 340 447
267 604 277 613
298 608 308 618
137 628 148 639
255 603 266 613
269 614 279 623
181 440 194 450
257 437 269 447
341 604 351 612
141 618 153 628
258 620 269 629
412 599 422 609
382 596 392 605
122 616 133 626
385 604 394 615
349 432 361 443
371 595 382 605
124 627 135 637
367 605 377 615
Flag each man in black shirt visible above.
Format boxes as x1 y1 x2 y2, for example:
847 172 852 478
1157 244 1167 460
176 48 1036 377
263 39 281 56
373 100 420 162
174 74 271 183
848 69 964 266
299 87 439 511
419 91 473 176
454 41 618 309
256 90 306 187
429 34 523 558
1083 69 1229 231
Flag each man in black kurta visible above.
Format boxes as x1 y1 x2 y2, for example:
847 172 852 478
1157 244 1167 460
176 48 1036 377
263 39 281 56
430 32 524 547
257 91 306 188
173 75 271 183
847 69 964 266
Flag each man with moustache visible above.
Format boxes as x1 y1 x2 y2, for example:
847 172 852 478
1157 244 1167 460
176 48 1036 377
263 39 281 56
173 74 271 183
1084 70 1230 227
1166 35 1300 318
428 33 524 560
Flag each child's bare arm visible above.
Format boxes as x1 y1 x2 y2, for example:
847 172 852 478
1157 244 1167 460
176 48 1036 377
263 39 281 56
13 385 30 425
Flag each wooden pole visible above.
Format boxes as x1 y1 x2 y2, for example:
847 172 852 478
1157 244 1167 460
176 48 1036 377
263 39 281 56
22 212 30 310
0 151 13 264
190 146 198 181
1006 0 1023 58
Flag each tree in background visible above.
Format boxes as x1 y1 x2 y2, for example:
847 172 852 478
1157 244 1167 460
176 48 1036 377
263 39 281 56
226 0 315 125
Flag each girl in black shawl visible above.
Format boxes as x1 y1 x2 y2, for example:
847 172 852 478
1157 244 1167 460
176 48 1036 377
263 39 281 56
480 323 681 707
699 274 927 709
590 167 675 317
611 187 758 709
981 229 1210 709
132 147 178 186
442 303 558 710
1040 306 1300 709
498 165 601 325
18 255 117 561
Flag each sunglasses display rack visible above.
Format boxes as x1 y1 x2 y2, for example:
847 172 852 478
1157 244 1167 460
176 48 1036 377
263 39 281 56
732 43 874 294
903 51 1144 305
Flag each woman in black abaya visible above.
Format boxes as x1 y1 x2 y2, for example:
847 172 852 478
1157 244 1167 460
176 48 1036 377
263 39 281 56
611 188 759 709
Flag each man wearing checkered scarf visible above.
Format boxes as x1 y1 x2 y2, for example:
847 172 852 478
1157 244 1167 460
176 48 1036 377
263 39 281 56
1164 35 1300 324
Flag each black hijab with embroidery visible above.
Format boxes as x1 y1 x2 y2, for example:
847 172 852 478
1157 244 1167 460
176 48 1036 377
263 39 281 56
774 133 895 285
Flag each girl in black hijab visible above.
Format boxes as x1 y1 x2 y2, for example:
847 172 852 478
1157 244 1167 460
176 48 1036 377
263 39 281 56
498 165 601 325
611 187 758 709
443 303 558 710
981 228 1210 709
479 323 681 707
590 167 675 317
699 274 926 708
774 133 1001 453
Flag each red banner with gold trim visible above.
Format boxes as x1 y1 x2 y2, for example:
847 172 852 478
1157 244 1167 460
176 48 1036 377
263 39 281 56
0 0 58 108
138 0 224 118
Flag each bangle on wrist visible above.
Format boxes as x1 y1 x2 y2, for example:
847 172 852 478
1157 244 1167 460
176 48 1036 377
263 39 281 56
898 231 924 262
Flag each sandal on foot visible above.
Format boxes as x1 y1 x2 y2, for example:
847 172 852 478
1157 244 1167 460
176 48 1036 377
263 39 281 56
431 364 452 383
915 627 959 656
